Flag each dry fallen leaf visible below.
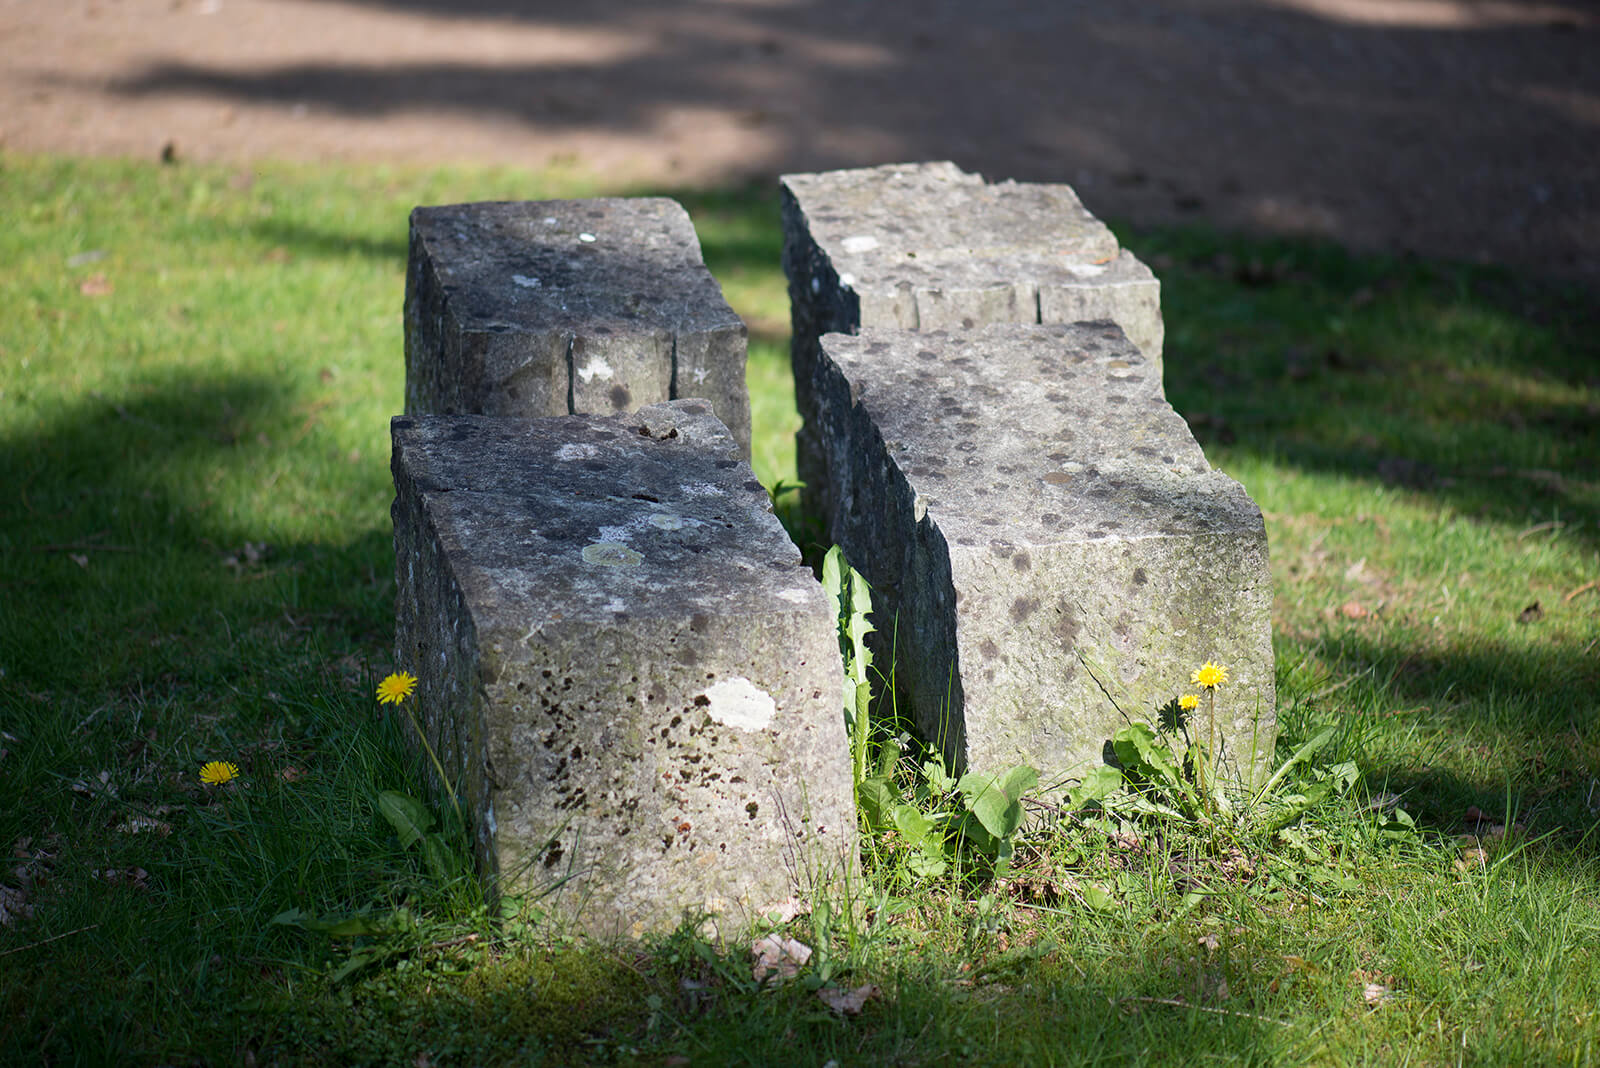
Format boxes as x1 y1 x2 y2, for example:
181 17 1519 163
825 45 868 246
817 983 879 1015
79 273 114 297
1340 601 1367 619
1362 981 1392 1007
1198 933 1220 952
751 934 812 984
115 816 172 837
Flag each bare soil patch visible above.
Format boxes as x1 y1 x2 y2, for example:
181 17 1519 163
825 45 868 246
4 0 1596 281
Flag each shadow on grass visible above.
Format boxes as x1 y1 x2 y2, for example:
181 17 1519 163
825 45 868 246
1134 224 1600 553
0 370 393 702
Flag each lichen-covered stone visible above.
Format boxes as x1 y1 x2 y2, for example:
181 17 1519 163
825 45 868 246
391 401 852 937
405 198 752 454
814 323 1274 786
782 161 1163 522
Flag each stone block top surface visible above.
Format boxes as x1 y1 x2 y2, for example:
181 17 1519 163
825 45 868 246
410 198 741 340
391 400 815 631
821 321 1259 548
782 161 1122 298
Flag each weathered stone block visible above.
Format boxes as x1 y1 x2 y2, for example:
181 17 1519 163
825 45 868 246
782 161 1163 520
814 323 1274 786
390 401 853 937
405 198 752 454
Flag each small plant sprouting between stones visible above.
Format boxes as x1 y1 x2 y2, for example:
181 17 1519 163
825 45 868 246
1068 663 1364 838
820 546 1040 881
371 671 469 884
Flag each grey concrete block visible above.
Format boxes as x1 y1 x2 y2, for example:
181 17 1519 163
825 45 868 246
405 198 752 454
391 401 853 938
813 323 1274 787
782 161 1163 521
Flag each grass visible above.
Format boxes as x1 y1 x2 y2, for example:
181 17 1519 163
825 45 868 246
1 151 1597 1066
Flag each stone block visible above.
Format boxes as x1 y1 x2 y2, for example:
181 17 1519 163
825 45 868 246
782 161 1163 520
813 322 1274 786
405 198 752 454
390 401 853 938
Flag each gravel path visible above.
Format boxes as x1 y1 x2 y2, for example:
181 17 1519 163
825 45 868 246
5 0 1596 281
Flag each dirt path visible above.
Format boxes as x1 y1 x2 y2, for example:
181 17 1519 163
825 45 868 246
4 0 1596 282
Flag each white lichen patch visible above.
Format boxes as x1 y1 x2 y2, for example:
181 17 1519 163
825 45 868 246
578 232 597 243
582 542 643 567
597 524 633 543
777 588 812 604
841 234 880 254
555 443 600 461
576 356 614 383
1065 261 1107 277
677 481 727 498
701 677 776 732
512 274 542 288
648 513 697 531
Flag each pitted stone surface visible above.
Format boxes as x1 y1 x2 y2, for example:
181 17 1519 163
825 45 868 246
405 198 752 453
782 161 1163 521
390 401 852 937
814 323 1274 786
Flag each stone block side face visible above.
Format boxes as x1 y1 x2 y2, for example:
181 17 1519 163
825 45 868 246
815 324 1275 786
1037 250 1164 365
404 199 752 453
780 181 862 527
391 402 853 937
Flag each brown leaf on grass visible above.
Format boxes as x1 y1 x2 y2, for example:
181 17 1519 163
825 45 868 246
78 273 114 297
817 983 879 1015
115 816 172 837
751 934 811 984
1340 601 1367 619
0 884 33 927
1353 968 1395 1007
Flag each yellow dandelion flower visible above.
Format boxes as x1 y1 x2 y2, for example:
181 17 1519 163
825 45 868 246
1191 662 1228 689
376 672 418 705
200 760 239 786
1179 694 1200 711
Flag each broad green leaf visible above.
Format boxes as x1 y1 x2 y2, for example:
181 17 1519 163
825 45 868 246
1113 723 1180 786
270 907 396 938
856 777 900 831
421 832 462 882
1069 765 1125 808
377 789 434 848
1080 882 1117 911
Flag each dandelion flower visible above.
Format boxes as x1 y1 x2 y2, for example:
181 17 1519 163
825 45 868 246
1179 694 1200 711
376 672 418 705
1191 662 1228 689
200 760 239 786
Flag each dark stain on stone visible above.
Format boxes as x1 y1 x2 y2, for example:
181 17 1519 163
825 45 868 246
679 402 708 415
689 612 709 633
1133 567 1148 585
1052 601 1081 649
609 384 632 410
979 639 1000 660
393 417 415 430
1043 472 1073 485
1013 550 1032 571
1010 597 1039 623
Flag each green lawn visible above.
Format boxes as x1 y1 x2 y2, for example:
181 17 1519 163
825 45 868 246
1 152 1597 1066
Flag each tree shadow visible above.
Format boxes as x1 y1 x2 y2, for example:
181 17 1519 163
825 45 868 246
40 0 1597 282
